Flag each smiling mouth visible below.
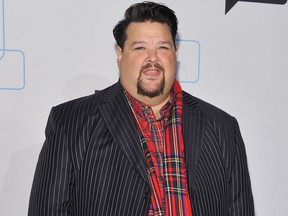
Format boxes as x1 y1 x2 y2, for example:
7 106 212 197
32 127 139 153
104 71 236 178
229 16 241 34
143 68 161 78
141 63 164 78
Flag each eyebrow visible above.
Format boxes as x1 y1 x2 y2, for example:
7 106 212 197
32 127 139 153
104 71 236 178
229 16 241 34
131 41 173 46
156 41 174 49
131 41 147 46
158 41 173 46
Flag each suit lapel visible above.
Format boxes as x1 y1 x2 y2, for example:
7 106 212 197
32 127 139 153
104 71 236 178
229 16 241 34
98 83 149 183
95 84 205 188
182 92 205 196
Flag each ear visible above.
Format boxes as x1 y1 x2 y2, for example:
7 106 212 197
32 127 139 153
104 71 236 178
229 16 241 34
175 44 179 56
116 45 123 62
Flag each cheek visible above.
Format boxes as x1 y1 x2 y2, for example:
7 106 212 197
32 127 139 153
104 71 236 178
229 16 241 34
120 56 143 80
161 55 177 82
128 56 145 72
162 55 177 71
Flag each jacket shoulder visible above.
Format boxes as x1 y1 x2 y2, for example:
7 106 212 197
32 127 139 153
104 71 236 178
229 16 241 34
183 91 237 126
51 92 99 121
52 82 120 116
46 82 121 132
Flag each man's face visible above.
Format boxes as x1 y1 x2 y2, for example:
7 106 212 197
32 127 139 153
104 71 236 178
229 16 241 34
117 21 177 103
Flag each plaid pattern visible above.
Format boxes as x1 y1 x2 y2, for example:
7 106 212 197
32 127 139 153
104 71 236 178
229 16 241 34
125 80 192 216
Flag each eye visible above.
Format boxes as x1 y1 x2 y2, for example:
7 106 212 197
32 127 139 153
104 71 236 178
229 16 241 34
159 46 169 50
134 46 145 50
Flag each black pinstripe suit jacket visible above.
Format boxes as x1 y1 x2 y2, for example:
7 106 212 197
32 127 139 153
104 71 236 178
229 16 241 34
28 81 254 216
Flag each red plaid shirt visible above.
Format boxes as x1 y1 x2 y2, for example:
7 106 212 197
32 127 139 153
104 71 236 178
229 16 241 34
125 80 192 216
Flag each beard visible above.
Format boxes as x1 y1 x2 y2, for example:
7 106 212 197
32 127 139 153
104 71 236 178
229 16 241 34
137 62 165 98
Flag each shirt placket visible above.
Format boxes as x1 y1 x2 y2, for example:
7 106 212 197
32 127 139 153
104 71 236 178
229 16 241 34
143 107 168 215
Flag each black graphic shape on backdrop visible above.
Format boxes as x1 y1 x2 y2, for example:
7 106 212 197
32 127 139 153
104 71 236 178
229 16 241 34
225 0 287 14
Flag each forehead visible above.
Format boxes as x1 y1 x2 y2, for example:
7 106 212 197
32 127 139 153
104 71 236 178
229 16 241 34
125 21 172 41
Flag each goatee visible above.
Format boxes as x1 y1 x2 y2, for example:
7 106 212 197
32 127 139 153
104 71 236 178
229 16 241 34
137 62 165 98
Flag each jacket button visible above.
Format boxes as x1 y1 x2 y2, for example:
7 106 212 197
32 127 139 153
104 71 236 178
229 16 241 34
143 193 148 199
143 190 150 199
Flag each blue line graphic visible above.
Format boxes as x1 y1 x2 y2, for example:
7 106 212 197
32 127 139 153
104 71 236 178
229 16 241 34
177 39 201 83
0 49 26 90
0 0 5 59
0 0 26 90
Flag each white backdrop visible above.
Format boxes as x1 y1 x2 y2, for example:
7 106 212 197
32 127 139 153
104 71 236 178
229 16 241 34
0 0 287 215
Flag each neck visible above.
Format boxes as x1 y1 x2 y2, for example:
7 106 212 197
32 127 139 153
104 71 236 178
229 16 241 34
142 94 171 119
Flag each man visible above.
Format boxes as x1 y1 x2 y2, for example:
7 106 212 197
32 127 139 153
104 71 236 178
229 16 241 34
29 2 254 215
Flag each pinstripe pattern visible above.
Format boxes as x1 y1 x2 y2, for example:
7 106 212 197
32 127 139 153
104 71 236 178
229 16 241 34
28 81 254 216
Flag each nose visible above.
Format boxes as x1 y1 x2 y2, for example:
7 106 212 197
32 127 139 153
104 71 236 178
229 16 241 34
147 49 158 64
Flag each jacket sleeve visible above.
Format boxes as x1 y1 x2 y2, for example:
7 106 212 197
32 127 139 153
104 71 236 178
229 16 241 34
28 107 73 216
229 119 255 215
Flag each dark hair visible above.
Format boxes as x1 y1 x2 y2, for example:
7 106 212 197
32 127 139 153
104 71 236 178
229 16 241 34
113 1 178 49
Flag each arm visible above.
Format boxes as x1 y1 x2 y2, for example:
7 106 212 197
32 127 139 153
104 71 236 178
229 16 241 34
28 108 73 216
229 120 255 215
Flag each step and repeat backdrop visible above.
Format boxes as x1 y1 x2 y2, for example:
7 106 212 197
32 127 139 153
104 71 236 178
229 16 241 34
0 0 287 215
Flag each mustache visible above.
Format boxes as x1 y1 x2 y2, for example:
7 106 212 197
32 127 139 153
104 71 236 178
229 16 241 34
140 62 164 73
